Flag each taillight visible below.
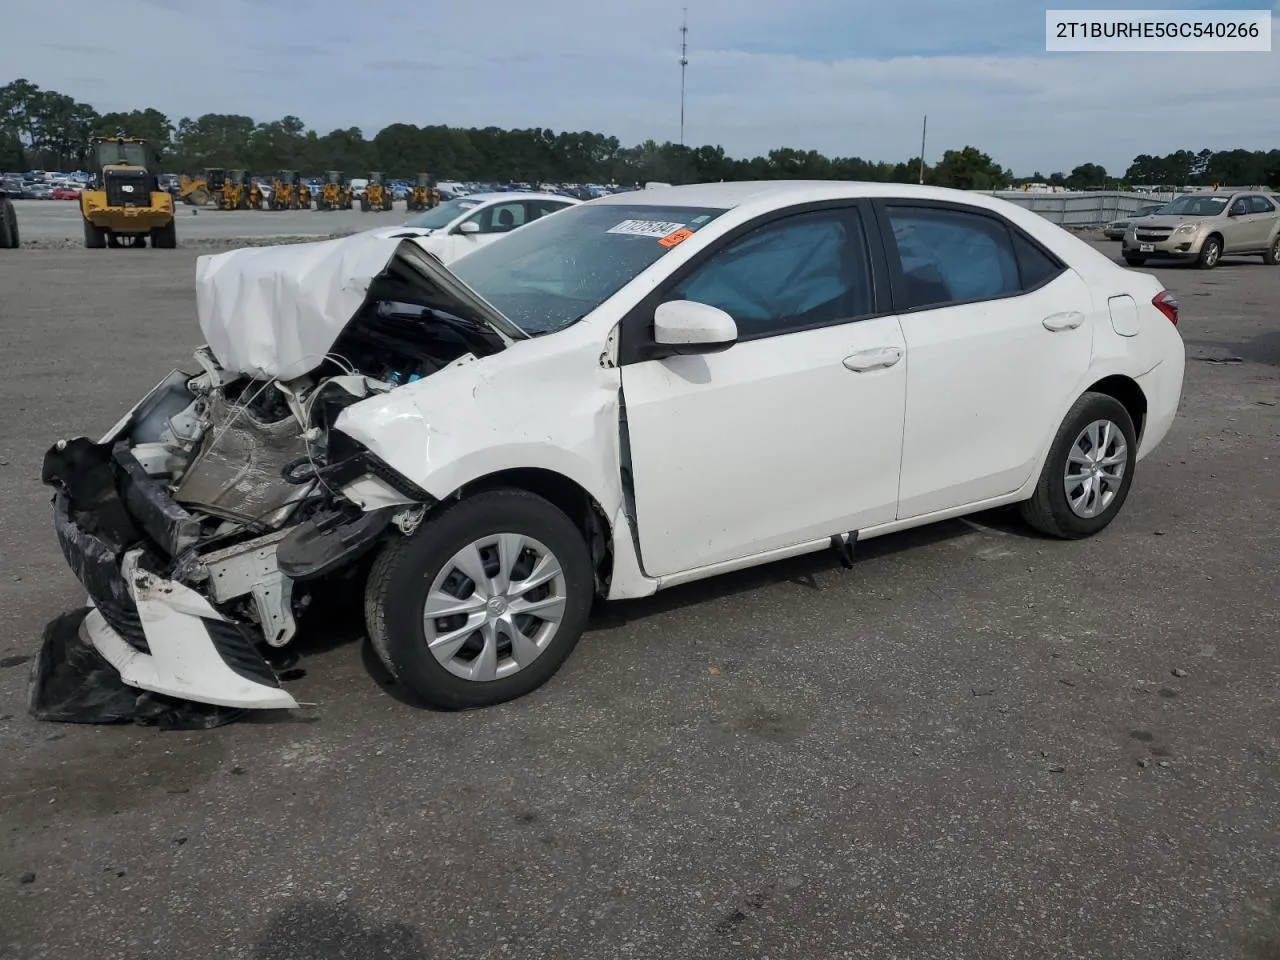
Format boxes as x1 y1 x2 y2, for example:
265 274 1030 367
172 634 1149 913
1152 290 1178 326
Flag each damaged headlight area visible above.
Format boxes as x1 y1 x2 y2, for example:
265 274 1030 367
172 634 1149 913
31 301 490 721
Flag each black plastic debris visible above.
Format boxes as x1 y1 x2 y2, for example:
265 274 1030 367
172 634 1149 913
28 607 245 730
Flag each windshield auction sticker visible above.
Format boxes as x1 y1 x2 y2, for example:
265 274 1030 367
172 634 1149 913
607 219 687 238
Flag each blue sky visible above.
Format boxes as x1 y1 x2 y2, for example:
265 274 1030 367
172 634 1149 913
5 0 1278 176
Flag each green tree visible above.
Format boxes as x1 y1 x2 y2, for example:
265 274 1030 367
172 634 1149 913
931 146 1010 190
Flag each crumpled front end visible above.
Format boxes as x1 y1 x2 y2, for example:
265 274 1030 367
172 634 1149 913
34 236 521 719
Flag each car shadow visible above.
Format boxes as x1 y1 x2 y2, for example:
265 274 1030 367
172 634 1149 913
589 504 1041 631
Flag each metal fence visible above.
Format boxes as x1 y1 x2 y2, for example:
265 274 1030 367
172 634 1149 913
972 191 1176 229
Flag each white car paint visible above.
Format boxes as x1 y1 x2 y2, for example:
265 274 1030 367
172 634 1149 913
364 192 581 264
57 180 1185 710
339 180 1184 597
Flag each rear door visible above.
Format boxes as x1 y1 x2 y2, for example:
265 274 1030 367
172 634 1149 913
872 200 1095 519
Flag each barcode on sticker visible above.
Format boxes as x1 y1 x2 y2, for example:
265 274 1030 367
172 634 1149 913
607 219 687 238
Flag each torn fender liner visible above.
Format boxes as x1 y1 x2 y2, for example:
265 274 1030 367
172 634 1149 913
28 608 245 729
276 507 394 581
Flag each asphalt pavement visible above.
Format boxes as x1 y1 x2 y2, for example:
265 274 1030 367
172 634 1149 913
0 222 1278 960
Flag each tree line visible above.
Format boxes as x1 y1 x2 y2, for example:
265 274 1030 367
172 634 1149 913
2 78 1276 190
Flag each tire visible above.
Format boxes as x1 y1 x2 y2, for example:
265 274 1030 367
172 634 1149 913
1196 235 1222 269
1263 235 1280 266
1123 254 1146 266
1019 392 1138 540
364 489 595 710
0 200 14 248
83 219 105 248
151 219 177 249
360 195 370 212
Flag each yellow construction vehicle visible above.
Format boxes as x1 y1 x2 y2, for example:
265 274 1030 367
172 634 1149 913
270 170 303 210
318 171 352 210
80 136 176 248
179 172 213 206
297 180 314 209
360 172 394 212
218 169 254 210
406 172 440 211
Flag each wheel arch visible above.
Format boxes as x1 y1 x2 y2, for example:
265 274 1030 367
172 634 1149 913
1086 373 1147 444
447 467 615 597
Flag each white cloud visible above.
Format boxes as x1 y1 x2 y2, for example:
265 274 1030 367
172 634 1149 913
3 0 1276 175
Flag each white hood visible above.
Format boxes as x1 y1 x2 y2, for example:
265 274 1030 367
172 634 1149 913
194 232 522 380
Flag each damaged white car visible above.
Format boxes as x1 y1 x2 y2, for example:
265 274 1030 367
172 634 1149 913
39 181 1185 715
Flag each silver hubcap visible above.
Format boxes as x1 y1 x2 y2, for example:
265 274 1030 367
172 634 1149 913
422 533 568 682
1204 242 1220 265
1064 419 1128 519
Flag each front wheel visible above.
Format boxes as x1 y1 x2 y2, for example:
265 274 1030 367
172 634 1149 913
1196 236 1221 269
1263 235 1280 266
1019 392 1138 539
364 490 595 710
83 219 105 248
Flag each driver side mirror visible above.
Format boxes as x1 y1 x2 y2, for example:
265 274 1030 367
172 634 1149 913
457 220 480 236
653 300 738 355
1229 205 1246 217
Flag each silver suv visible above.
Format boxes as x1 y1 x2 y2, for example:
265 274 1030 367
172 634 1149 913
1122 192 1280 269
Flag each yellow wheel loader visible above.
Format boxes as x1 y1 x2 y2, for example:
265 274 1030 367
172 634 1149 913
406 172 440 211
80 137 176 248
318 170 352 210
297 180 313 209
360 172 394 212
270 170 302 210
220 169 253 210
179 173 212 206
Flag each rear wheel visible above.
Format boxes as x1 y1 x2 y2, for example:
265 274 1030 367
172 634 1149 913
83 219 105 248
365 490 594 710
1123 254 1146 266
1196 235 1222 269
1019 392 1138 539
0 199 14 248
151 219 177 249
1263 235 1280 266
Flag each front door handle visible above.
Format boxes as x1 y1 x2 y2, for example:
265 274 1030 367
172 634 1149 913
1042 311 1085 332
843 346 903 372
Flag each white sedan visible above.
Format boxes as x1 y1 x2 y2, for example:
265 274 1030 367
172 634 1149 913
39 181 1185 716
368 191 580 264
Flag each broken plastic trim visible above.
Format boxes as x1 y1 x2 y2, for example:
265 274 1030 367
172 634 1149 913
286 429 435 504
276 507 395 581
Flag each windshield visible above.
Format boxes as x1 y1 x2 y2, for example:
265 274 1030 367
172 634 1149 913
1157 195 1228 217
95 141 147 167
404 197 483 229
449 203 729 335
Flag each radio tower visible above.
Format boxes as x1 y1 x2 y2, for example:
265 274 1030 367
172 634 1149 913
679 8 689 146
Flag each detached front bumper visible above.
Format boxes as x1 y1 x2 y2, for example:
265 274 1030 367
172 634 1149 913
47 451 299 711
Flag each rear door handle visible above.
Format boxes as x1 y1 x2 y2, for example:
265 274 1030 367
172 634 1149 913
843 346 903 372
1042 311 1085 332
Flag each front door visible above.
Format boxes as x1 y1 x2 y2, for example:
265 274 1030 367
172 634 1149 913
620 206 907 578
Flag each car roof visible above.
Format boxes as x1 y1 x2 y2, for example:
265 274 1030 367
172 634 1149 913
583 180 1028 210
462 191 580 205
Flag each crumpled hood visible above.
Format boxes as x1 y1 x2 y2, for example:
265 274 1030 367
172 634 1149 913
195 233 522 380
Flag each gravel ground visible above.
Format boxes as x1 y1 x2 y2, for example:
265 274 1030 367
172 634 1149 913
0 236 1278 960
